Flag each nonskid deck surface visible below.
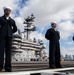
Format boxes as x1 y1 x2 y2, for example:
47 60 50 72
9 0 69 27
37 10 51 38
0 67 74 75
0 61 74 75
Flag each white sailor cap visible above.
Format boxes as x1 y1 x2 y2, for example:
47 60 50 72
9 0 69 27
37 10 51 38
3 6 12 11
51 21 56 25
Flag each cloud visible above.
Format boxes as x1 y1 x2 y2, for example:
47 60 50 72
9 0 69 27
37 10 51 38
14 16 24 31
17 0 74 26
61 46 74 56
63 41 74 45
58 20 74 40
14 0 74 41
0 0 18 16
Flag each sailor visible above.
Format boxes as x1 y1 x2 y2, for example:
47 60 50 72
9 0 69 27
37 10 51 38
0 6 17 72
45 21 62 69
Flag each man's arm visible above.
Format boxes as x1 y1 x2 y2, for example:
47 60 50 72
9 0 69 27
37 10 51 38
57 31 60 40
0 18 2 31
45 29 50 40
12 21 17 33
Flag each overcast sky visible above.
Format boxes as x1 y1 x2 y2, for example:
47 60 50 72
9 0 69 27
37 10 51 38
0 0 74 56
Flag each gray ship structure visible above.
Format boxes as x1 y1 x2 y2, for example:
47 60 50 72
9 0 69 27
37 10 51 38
11 14 48 62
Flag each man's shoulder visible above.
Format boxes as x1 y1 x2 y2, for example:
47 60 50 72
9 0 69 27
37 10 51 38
0 16 4 21
10 17 15 22
47 28 52 31
0 16 3 19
